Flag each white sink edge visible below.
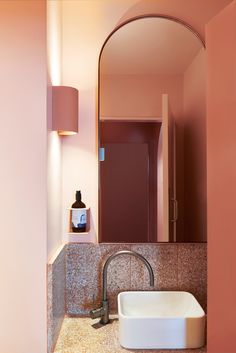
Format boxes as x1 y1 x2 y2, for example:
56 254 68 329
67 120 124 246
118 290 205 319
118 290 206 349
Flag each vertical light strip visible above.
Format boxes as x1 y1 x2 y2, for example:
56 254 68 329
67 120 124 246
47 0 62 85
46 0 63 259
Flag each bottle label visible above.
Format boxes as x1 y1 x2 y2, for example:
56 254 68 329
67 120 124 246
72 209 87 229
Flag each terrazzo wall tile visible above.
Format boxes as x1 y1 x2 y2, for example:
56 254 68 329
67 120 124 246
47 267 53 353
99 244 132 312
47 245 66 353
66 243 207 316
177 243 207 311
130 244 178 291
66 243 101 315
66 243 132 315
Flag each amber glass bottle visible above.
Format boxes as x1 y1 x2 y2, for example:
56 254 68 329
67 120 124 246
71 191 86 232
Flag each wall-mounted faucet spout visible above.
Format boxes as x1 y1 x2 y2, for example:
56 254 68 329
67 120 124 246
90 250 154 325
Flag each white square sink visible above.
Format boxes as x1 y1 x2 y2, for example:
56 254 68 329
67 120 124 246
118 291 205 349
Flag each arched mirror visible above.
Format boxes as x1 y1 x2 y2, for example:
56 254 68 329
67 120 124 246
98 16 206 243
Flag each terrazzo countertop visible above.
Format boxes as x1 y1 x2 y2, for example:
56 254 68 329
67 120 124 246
54 317 206 353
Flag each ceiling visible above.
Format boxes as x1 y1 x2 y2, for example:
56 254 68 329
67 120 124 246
100 17 203 75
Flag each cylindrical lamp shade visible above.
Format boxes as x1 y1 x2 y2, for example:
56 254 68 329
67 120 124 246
52 86 78 135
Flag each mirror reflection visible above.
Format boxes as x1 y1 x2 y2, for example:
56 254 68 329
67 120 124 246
99 17 206 243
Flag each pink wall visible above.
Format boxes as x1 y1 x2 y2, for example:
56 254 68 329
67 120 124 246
0 1 47 352
61 1 236 349
101 61 206 242
61 0 140 243
100 74 186 242
183 49 206 241
119 0 233 41
101 74 183 119
207 2 236 352
47 0 63 260
61 0 232 243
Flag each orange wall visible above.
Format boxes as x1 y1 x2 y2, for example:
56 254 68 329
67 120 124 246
0 1 47 352
183 49 206 241
207 1 236 352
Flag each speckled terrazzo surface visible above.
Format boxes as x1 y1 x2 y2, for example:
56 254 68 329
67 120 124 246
66 243 207 315
54 317 206 353
48 245 67 353
48 243 207 353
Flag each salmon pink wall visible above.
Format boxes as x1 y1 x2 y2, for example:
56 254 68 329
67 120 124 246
101 57 206 243
119 0 233 41
207 1 236 352
47 0 63 259
183 49 206 242
100 73 186 242
61 0 232 243
61 0 140 242
0 1 47 352
61 0 236 350
100 74 183 119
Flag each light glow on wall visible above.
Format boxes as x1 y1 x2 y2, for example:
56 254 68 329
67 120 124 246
47 0 62 85
48 131 62 181
58 131 77 136
47 0 63 258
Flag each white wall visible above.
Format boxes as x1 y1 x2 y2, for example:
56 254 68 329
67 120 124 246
47 0 63 259
0 1 47 352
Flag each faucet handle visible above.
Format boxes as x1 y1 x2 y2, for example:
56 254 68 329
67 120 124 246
90 307 103 319
92 294 95 305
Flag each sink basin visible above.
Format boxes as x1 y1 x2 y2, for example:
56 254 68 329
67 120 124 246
118 291 205 349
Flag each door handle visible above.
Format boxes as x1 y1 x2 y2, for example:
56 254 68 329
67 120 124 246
170 198 178 222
